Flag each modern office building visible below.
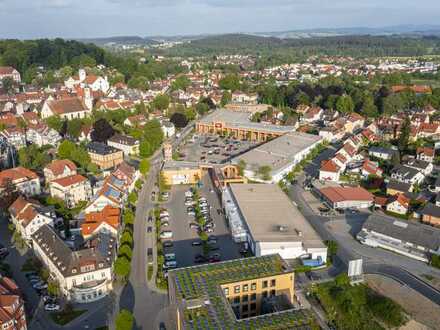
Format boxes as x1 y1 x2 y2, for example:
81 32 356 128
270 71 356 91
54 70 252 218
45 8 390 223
168 254 315 330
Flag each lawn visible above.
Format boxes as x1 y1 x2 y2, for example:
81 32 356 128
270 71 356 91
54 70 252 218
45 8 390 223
50 309 86 326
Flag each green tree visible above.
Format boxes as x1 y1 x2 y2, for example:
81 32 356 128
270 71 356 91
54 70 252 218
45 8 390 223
195 102 209 115
383 94 404 116
221 91 232 106
1 77 14 94
431 255 440 269
45 116 64 133
397 117 411 153
237 160 246 176
219 74 240 91
124 209 135 226
257 166 272 181
361 94 378 118
115 309 134 330
66 119 82 139
325 240 338 261
336 95 355 114
139 140 153 158
171 75 190 91
128 192 138 205
185 107 197 121
121 231 133 246
118 244 133 261
151 94 170 111
18 145 51 170
139 159 150 175
58 140 76 159
128 76 149 91
114 256 131 279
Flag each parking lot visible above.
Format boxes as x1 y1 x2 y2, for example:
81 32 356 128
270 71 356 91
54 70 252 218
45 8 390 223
158 173 242 268
176 133 260 164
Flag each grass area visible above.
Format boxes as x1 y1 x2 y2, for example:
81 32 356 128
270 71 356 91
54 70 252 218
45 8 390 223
313 274 407 330
50 309 86 326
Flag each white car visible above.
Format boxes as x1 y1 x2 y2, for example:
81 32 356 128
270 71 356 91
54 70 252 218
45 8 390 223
44 304 60 312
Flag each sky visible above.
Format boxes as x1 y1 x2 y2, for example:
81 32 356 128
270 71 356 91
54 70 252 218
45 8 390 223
1 0 440 39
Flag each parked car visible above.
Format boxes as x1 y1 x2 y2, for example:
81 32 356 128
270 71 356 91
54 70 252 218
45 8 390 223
185 191 193 198
194 254 207 263
160 231 173 239
44 304 60 312
189 223 200 230
160 210 169 217
161 192 170 201
163 241 173 248
192 241 202 246
165 253 176 261
33 283 48 290
206 228 214 233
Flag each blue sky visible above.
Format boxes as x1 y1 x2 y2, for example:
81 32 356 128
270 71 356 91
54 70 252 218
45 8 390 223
0 0 439 39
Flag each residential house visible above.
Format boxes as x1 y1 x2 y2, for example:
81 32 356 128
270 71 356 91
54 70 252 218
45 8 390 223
387 180 412 196
0 127 26 149
231 91 258 104
81 206 120 239
87 142 123 170
302 106 323 123
31 225 115 303
0 66 21 83
107 134 139 156
416 147 435 163
123 114 147 127
344 113 365 134
319 160 340 182
49 174 92 208
391 165 425 185
79 125 92 142
368 146 398 161
25 123 61 147
386 194 410 215
318 186 374 209
0 277 27 330
0 167 40 196
361 160 383 178
64 69 109 94
161 121 176 138
8 196 56 244
44 159 77 183
420 203 440 226
405 159 433 176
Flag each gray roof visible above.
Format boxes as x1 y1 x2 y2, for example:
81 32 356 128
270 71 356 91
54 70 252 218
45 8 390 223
369 146 397 155
362 214 440 251
229 184 325 248
387 180 411 192
198 108 296 134
233 131 322 174
32 225 116 278
391 165 421 180
406 159 430 171
87 141 120 155
421 203 440 218
108 134 139 146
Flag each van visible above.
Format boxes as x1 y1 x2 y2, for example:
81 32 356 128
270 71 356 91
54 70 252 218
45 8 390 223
165 253 176 261
160 231 173 239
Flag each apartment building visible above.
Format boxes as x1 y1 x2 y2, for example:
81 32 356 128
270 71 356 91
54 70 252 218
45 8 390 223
32 225 115 303
0 277 27 330
0 167 41 197
87 142 123 170
107 134 139 156
44 159 77 183
49 174 92 208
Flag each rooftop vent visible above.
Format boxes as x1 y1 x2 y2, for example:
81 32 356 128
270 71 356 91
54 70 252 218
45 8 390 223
278 225 288 232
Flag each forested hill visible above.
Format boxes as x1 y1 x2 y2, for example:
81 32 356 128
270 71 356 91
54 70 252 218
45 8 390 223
0 39 108 76
165 34 440 58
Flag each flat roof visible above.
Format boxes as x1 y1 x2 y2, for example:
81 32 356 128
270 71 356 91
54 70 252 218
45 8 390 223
229 184 325 247
168 254 315 329
162 160 200 171
198 109 295 133
233 132 322 174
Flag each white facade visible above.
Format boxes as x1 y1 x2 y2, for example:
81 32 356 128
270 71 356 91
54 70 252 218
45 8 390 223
319 169 340 182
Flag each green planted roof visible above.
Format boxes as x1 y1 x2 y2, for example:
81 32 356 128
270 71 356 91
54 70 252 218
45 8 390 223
169 255 315 330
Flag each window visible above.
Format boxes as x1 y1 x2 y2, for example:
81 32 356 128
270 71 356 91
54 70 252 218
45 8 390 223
233 297 240 304
262 291 268 298
262 280 268 288
223 288 229 296
250 303 256 311
250 293 256 301
234 285 240 294
243 284 248 292
270 289 276 296
271 279 276 287
251 282 257 291
242 295 248 303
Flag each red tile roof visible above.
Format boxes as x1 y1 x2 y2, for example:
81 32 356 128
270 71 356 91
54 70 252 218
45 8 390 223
46 97 88 115
82 205 120 236
320 160 340 173
0 167 38 187
51 174 87 187
45 159 77 177
320 186 374 203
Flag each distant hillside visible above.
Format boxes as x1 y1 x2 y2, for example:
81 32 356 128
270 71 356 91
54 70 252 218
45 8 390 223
164 34 440 58
75 36 158 46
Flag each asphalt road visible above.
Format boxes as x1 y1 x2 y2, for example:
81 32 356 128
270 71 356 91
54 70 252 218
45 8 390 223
119 124 195 330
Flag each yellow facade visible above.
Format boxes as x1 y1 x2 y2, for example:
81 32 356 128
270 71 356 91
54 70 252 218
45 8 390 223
162 168 202 185
89 150 124 170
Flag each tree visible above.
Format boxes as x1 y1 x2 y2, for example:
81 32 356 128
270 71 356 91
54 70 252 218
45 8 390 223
336 95 355 114
383 94 404 116
257 166 272 181
115 309 134 330
114 256 131 279
91 118 114 142
128 191 138 205
185 107 197 121
237 160 246 176
66 119 82 139
118 245 133 260
171 75 190 91
45 116 64 134
127 76 149 91
195 102 209 115
170 112 188 128
18 145 51 170
219 74 240 91
139 140 153 158
221 91 232 106
151 94 170 111
397 117 411 153
58 140 76 159
361 94 378 118
124 209 135 226
325 240 338 261
120 230 133 247
139 159 150 175
1 77 14 94
431 254 440 269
